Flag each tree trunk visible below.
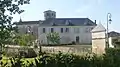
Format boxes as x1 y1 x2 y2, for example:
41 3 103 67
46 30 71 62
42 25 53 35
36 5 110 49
0 43 2 60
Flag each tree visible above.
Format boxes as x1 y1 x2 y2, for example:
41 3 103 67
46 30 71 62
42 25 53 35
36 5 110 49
0 0 30 59
46 32 60 45
13 33 36 46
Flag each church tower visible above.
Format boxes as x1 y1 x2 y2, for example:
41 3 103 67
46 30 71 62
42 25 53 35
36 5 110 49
44 10 56 20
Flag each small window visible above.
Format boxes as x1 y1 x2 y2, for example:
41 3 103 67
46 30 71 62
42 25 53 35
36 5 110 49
46 13 50 16
27 26 31 33
52 13 54 16
51 28 54 32
43 28 46 33
61 28 63 33
65 28 69 32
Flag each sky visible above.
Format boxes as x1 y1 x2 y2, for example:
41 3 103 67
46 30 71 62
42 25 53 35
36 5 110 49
12 0 120 32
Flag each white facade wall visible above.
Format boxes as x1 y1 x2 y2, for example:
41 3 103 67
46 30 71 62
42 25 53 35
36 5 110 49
109 37 114 48
38 26 95 44
92 32 105 39
92 31 106 54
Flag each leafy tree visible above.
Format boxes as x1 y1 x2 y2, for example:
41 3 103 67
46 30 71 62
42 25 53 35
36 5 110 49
0 0 30 59
0 0 30 45
13 33 36 46
46 32 60 44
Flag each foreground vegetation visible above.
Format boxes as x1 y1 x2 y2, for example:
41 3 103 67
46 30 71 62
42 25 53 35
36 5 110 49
0 48 120 67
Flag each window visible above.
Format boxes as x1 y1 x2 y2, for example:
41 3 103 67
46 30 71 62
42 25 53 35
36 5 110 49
52 13 54 16
27 26 31 33
74 28 79 33
46 13 50 16
65 28 69 32
61 28 63 33
43 28 46 33
51 28 54 32
65 20 69 25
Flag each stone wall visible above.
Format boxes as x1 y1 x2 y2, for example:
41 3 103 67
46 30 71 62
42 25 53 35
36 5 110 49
4 45 92 55
41 45 92 54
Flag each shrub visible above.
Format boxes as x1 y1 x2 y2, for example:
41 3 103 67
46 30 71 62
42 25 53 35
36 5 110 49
26 48 37 58
19 50 27 58
105 48 120 67
71 41 76 44
18 48 37 58
2 48 120 67
34 44 38 48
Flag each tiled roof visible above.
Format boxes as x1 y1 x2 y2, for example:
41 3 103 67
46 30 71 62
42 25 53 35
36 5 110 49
108 31 120 37
40 18 96 26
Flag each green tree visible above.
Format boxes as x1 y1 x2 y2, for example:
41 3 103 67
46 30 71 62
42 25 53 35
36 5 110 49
46 32 60 44
13 33 36 46
0 0 30 59
0 0 30 45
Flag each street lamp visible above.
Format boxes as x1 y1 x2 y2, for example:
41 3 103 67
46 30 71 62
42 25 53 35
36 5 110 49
107 13 112 48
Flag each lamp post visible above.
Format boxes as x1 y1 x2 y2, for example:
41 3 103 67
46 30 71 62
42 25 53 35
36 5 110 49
107 13 112 48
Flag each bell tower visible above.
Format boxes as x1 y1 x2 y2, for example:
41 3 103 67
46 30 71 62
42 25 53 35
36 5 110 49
44 10 56 20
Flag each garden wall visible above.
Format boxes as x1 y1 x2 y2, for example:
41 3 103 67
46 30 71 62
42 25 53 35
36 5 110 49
4 45 92 55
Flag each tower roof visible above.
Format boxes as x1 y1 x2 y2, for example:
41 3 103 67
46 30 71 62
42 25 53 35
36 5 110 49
92 23 106 32
44 10 56 13
19 17 22 22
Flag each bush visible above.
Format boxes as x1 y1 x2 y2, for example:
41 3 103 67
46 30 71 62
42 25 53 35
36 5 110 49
19 50 27 58
18 48 37 58
26 48 37 58
71 41 76 44
2 48 120 67
105 48 120 67
34 44 38 48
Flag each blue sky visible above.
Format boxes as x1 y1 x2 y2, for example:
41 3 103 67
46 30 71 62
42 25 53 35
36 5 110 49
12 0 120 32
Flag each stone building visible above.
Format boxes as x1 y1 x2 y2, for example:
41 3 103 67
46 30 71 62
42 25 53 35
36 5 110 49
92 23 106 54
108 31 120 48
16 10 97 44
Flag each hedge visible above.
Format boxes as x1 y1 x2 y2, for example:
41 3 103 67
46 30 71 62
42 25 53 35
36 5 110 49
1 48 120 67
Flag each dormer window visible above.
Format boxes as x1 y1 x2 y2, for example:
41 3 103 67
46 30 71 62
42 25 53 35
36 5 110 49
51 23 57 26
84 22 87 25
65 20 71 25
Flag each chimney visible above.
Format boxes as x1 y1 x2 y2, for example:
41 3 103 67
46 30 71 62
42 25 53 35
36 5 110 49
95 20 96 24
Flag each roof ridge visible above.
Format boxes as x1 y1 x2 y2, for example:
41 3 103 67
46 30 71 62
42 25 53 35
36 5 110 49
56 18 88 19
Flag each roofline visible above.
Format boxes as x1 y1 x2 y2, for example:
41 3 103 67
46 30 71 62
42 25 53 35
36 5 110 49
55 18 88 19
